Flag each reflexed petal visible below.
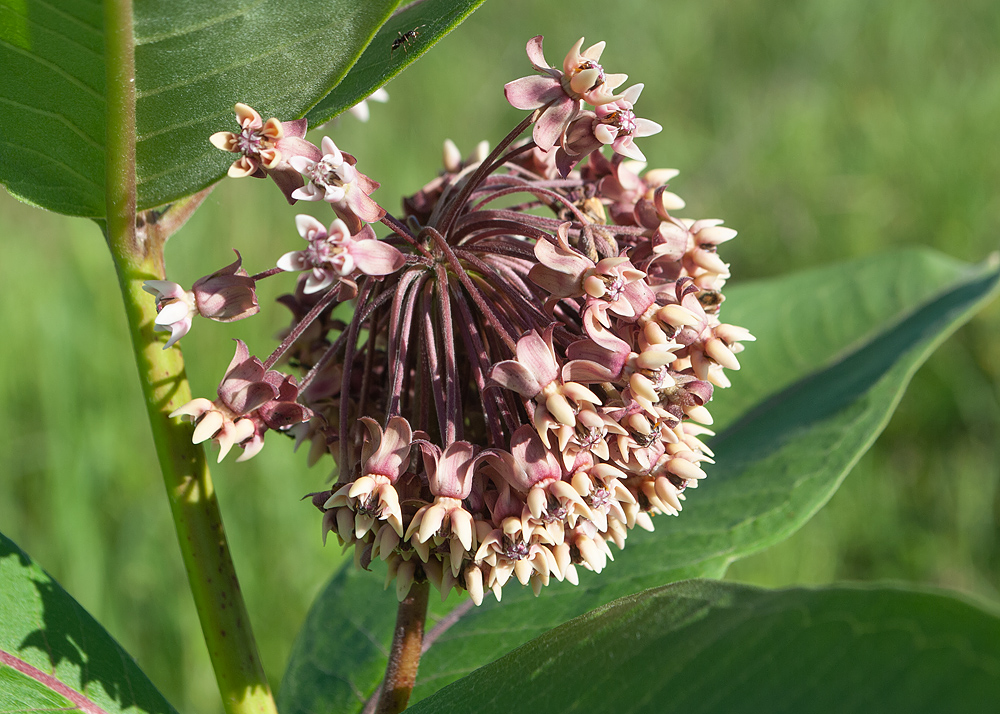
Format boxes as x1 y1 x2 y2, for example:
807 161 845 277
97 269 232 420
277 250 309 272
525 35 552 71
295 214 327 241
515 330 559 384
348 239 406 276
532 97 577 151
489 360 542 398
503 75 564 111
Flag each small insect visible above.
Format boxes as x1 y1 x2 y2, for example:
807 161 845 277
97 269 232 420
391 25 425 57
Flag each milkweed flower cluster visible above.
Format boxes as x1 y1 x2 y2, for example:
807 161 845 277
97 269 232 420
161 35 753 606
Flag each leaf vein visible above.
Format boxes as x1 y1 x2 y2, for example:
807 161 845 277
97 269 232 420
0 138 101 189
9 0 102 36
133 0 268 47
0 39 103 101
0 95 104 150
135 24 349 101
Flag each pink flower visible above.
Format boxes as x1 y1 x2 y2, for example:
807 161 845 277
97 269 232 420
504 36 627 151
209 104 321 203
289 137 385 233
141 280 195 349
170 340 310 462
405 440 479 574
277 215 405 293
489 327 602 438
592 85 661 161
554 85 662 176
142 252 259 349
190 251 259 322
326 416 413 537
528 223 646 320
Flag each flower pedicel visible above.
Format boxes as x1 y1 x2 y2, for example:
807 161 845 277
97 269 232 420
162 35 754 606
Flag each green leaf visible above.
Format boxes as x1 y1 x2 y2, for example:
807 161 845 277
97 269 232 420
0 0 106 215
0 532 178 714
304 0 489 127
407 580 1000 714
711 248 979 430
280 249 1000 712
0 0 400 217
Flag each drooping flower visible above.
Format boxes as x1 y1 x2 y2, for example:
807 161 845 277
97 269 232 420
405 440 478 575
171 340 311 462
142 280 195 349
190 251 259 323
142 252 259 349
325 416 413 539
489 327 603 439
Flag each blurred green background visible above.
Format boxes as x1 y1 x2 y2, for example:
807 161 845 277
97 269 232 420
1 0 998 711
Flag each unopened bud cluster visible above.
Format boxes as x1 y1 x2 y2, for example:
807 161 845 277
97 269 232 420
160 36 753 606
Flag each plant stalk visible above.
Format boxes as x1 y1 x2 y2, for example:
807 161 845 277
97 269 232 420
375 581 431 714
102 1 276 712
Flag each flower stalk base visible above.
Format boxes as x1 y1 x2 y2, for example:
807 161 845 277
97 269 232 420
375 581 431 714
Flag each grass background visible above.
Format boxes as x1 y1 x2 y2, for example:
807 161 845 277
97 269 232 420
1 0 998 711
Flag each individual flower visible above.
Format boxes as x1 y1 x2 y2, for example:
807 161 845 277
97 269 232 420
555 84 663 175
592 84 661 160
142 252 259 349
489 327 603 438
210 103 321 203
277 215 405 294
504 36 627 151
170 340 310 461
325 416 413 538
289 137 386 233
142 280 195 349
405 440 478 575
190 251 259 322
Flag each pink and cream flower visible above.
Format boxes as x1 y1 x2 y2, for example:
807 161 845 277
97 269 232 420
504 36 628 151
289 137 386 233
277 215 405 294
209 103 321 203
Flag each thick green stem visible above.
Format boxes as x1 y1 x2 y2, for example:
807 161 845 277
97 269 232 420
102 2 276 713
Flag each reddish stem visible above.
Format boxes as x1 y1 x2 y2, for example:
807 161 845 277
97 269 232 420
374 581 431 714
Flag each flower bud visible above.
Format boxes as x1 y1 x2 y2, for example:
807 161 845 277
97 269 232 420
191 251 259 322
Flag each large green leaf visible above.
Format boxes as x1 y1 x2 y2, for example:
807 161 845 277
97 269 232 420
408 580 1000 714
304 0 489 127
0 0 106 215
279 249 1000 712
711 248 978 430
0 532 177 714
0 0 400 216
